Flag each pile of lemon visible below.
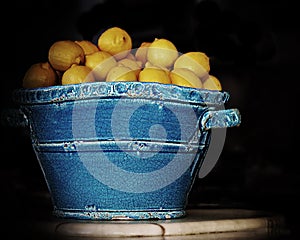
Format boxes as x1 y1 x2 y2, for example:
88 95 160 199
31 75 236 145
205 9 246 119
22 26 221 91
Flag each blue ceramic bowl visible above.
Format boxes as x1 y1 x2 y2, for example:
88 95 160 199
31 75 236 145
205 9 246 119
12 81 241 220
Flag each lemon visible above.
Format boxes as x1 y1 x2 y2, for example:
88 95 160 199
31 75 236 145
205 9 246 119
138 67 171 84
147 38 178 69
170 68 202 88
106 66 137 82
173 51 210 78
75 40 99 55
203 75 222 91
135 42 151 66
22 62 57 88
117 58 142 77
97 26 132 60
48 40 85 71
61 65 95 85
85 51 117 81
144 61 170 73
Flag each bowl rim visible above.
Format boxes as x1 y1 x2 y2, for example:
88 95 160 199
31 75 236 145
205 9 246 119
12 81 230 105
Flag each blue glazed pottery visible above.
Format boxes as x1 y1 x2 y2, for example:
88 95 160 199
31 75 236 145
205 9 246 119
12 81 241 220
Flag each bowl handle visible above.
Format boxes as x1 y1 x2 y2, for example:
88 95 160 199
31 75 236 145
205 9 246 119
201 108 241 130
0 108 28 128
195 108 241 179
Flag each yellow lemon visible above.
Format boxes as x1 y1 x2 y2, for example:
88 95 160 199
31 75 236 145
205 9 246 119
61 65 95 85
144 61 157 68
203 75 222 91
135 42 151 66
97 26 132 60
138 67 171 84
170 68 202 88
48 40 85 71
117 58 142 78
75 40 99 55
173 51 210 78
85 50 117 81
106 66 137 82
144 61 170 73
22 62 57 88
147 38 178 69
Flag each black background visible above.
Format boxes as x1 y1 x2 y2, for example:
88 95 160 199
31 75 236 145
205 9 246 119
1 0 299 239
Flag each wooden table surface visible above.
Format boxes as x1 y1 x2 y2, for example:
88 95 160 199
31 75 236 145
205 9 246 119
25 208 290 240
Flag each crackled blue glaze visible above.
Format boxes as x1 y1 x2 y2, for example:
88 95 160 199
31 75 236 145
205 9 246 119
13 82 241 220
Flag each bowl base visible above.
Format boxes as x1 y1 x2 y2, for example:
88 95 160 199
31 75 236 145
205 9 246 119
53 209 186 220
